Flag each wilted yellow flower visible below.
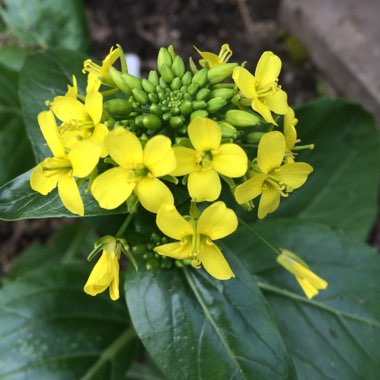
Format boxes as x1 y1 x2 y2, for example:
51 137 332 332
235 131 313 219
232 51 288 124
171 118 248 202
277 249 328 299
154 202 237 280
84 238 121 301
194 43 232 68
91 128 176 213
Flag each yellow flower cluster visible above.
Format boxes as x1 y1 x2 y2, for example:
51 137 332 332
30 43 327 300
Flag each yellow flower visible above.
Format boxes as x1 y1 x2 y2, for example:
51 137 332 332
91 128 176 213
277 249 328 299
84 238 120 301
283 107 298 163
154 202 237 280
232 51 288 124
194 43 232 68
171 118 248 202
234 131 313 219
30 111 101 216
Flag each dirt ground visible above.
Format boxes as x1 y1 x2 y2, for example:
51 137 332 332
0 0 378 274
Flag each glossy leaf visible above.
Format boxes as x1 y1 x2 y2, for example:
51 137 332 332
125 254 296 380
226 219 380 379
0 0 89 51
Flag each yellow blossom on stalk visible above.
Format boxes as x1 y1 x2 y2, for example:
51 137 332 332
155 202 237 280
91 128 176 213
30 111 101 216
232 51 288 125
171 118 248 202
84 237 121 301
194 43 233 68
234 131 313 219
277 249 328 299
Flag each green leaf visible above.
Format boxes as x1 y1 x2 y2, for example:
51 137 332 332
0 64 34 186
125 255 296 380
0 45 28 71
0 264 137 379
0 170 128 220
277 98 380 239
0 0 89 51
19 49 87 162
226 219 380 379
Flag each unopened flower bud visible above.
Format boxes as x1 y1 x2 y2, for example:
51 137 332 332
180 100 193 115
208 63 238 84
206 97 227 113
192 68 208 87
159 64 175 83
132 88 149 105
187 83 199 96
104 99 132 116
148 92 159 103
172 55 186 77
148 70 159 86
169 116 184 129
192 100 207 110
142 114 162 130
157 47 172 69
225 109 260 127
190 109 208 121
170 77 181 90
142 78 155 93
189 57 198 74
181 71 192 86
247 131 265 144
150 103 162 116
122 73 142 90
109 67 131 94
209 87 236 100
196 88 211 101
218 121 238 138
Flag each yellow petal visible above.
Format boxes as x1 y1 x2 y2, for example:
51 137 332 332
50 96 89 122
57 174 84 216
90 123 109 158
109 261 120 301
30 163 59 195
105 128 143 168
170 147 197 176
234 173 266 204
296 278 319 299
272 162 313 189
258 182 281 219
85 91 103 125
66 75 78 98
284 107 297 150
38 111 65 157
266 89 288 115
197 201 238 240
194 46 221 67
154 241 193 260
188 170 221 202
255 51 281 89
212 143 248 177
292 261 328 290
134 177 174 213
188 118 221 152
69 140 102 178
199 240 235 280
156 204 193 240
252 98 276 125
257 131 285 174
232 67 257 99
91 167 135 209
143 135 176 177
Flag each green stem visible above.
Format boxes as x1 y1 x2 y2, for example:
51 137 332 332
238 218 280 256
116 213 135 237
292 144 315 151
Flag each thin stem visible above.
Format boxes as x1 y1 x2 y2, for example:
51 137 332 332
238 218 280 256
116 213 135 237
292 144 315 151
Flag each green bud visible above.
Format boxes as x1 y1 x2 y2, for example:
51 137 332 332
150 103 162 116
183 92 192 101
159 64 175 83
169 116 184 129
207 63 238 84
231 94 240 105
122 73 142 90
142 114 162 130
187 83 199 96
132 88 149 105
104 99 132 116
172 55 185 77
192 68 208 87
135 115 144 128
247 131 265 144
163 112 171 121
218 121 238 138
196 88 211 101
189 57 198 74
146 259 160 270
168 45 177 60
209 88 235 100
109 67 131 94
181 71 192 86
192 100 207 110
190 109 208 121
148 92 159 103
171 77 181 90
148 70 159 86
142 78 155 93
171 106 180 115
180 100 192 115
225 109 261 127
206 97 227 113
157 47 172 69
159 77 168 88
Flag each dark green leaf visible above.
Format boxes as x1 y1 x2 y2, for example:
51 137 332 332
277 98 380 239
0 45 28 71
226 219 380 379
19 49 87 162
0 0 89 51
0 264 137 379
125 255 296 380
0 170 128 220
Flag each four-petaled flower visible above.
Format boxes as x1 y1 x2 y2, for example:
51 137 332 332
171 117 248 202
154 202 237 280
194 43 232 68
235 131 313 219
